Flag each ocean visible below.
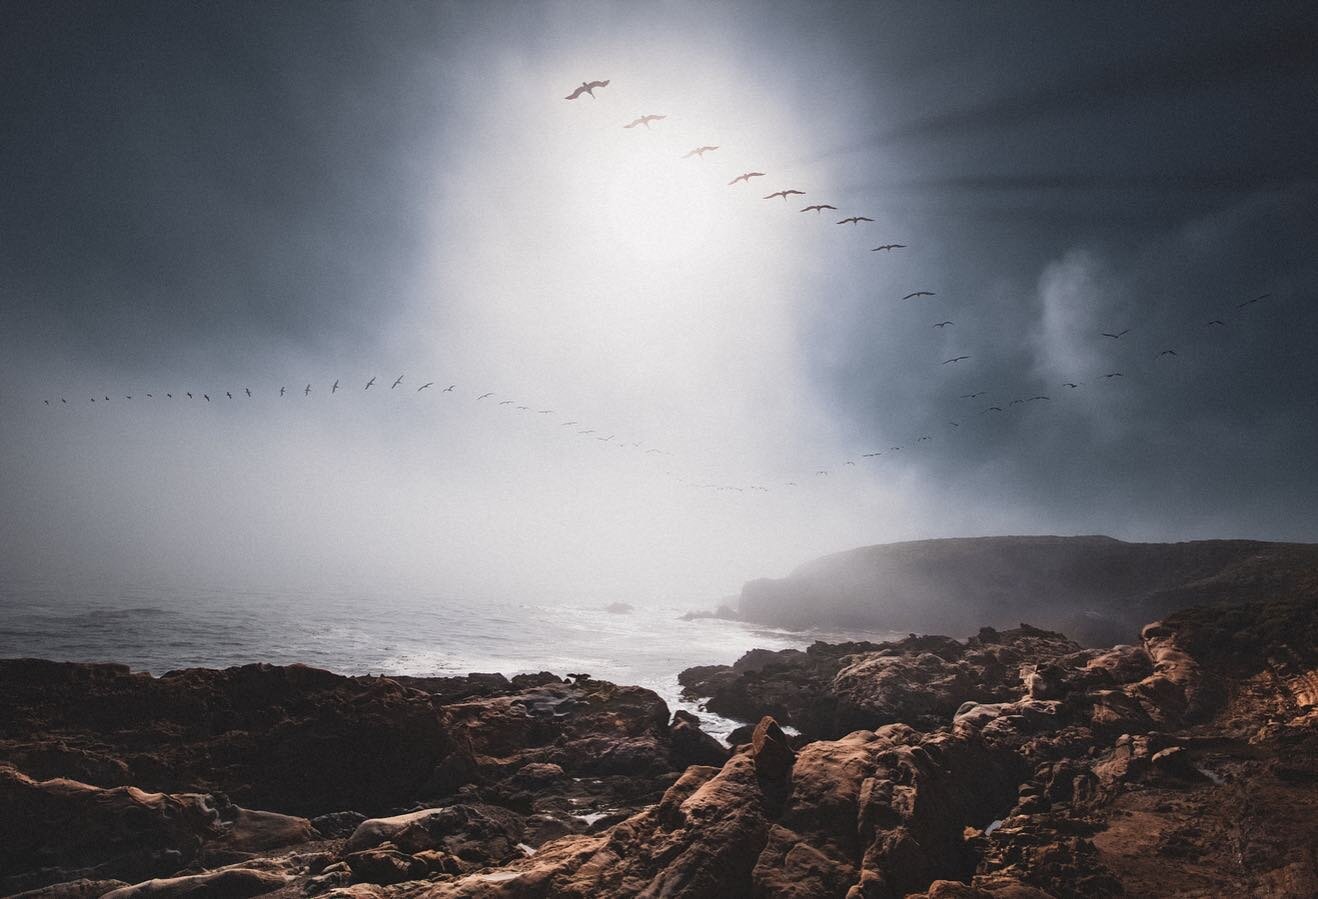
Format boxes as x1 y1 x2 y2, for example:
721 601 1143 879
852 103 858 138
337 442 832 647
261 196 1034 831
0 577 900 741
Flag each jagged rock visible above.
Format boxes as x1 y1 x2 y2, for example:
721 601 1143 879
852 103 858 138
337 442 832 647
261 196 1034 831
99 869 288 899
309 811 367 839
10 879 131 899
0 660 453 817
343 847 428 885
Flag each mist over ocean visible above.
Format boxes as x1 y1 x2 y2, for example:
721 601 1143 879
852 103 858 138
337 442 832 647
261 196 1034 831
0 574 898 739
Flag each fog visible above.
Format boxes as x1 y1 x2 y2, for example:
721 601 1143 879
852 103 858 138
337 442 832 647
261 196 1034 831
2 2 1316 611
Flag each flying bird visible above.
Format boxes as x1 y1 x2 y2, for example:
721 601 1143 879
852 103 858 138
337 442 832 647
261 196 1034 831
763 189 805 201
948 421 960 428
1156 349 1178 358
331 380 339 394
862 452 882 457
623 114 666 129
365 377 376 390
982 406 1003 413
815 471 828 476
918 436 931 442
517 405 530 410
225 391 232 399
499 400 513 405
417 382 434 391
1206 319 1225 326
1101 329 1130 339
871 244 906 251
187 392 193 399
1028 395 1050 402
1063 382 1079 388
442 385 455 392
1102 372 1124 379
961 391 986 399
561 421 578 426
244 387 251 397
682 145 719 159
279 387 285 397
845 460 856 465
391 375 403 389
933 321 954 328
837 216 874 225
942 355 971 364
203 394 210 402
904 291 935 299
304 384 311 396
728 172 766 185
477 392 494 400
565 79 609 100
537 409 554 414
800 204 837 213
1236 293 1270 309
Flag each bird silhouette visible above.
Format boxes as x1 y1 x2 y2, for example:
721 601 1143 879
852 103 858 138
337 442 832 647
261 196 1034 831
225 391 232 399
565 79 609 100
948 421 960 427
1063 382 1080 388
682 145 719 159
1206 319 1225 326
561 421 578 426
1236 293 1270 309
904 291 935 299
166 393 172 398
1102 372 1124 379
1156 349 1178 358
815 470 828 476
918 436 931 442
623 114 666 129
862 452 882 457
43 399 49 405
982 406 1003 413
364 377 376 390
871 244 906 251
537 409 554 414
187 392 193 399
279 386 285 397
516 405 530 410
204 394 210 402
728 172 766 185
304 384 311 396
837 216 874 224
942 356 971 364
417 382 434 391
244 387 251 397
763 189 805 200
933 321 954 328
498 400 513 405
800 204 837 213
477 392 494 400
961 391 986 398
1101 329 1130 339
391 375 403 389
1028 395 1050 402
331 380 339 394
443 385 455 392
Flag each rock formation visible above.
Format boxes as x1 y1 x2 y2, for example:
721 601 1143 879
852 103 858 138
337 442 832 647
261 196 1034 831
2 596 1315 897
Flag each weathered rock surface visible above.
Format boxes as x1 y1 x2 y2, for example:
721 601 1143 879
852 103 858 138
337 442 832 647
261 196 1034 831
2 595 1315 898
680 625 1081 739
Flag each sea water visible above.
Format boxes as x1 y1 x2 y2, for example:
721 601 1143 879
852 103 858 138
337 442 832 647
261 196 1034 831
0 574 899 741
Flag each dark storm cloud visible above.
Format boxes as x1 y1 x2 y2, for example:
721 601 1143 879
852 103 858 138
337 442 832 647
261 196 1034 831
0 2 452 369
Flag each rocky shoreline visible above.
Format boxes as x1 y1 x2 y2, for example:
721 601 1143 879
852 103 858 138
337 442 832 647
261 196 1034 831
2 597 1316 897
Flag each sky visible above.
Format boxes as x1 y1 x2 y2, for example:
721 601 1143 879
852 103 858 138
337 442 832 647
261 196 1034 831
1 1 1316 607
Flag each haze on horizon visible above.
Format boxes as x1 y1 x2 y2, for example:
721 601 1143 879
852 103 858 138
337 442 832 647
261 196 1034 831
2 1 1316 609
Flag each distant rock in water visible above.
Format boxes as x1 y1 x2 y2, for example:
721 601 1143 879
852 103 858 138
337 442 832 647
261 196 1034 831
604 601 634 614
734 535 1318 644
680 602 740 621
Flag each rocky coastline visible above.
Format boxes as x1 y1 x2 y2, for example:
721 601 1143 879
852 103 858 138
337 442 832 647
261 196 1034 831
2 596 1316 897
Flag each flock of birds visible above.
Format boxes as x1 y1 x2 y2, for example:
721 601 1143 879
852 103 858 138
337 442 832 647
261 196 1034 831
35 76 1281 496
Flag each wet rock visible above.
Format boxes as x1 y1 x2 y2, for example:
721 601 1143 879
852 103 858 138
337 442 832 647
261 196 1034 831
343 847 428 885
